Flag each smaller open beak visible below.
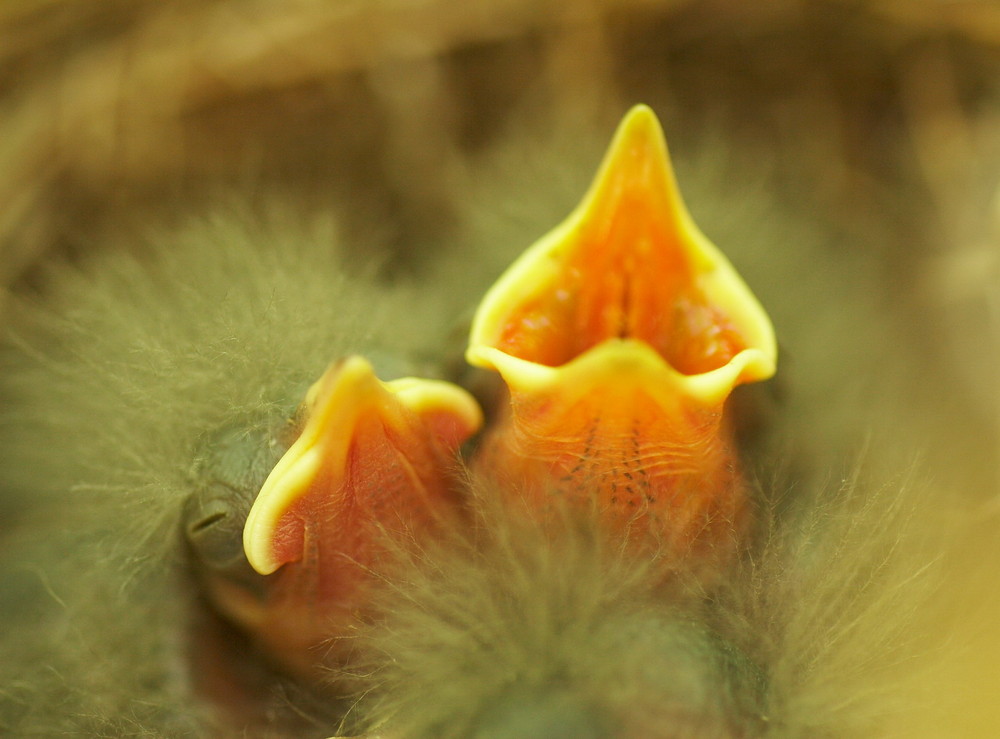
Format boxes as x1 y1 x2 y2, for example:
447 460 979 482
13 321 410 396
234 356 481 673
244 356 481 576
466 105 776 554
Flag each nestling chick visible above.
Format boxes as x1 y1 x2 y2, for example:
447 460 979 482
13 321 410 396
343 106 947 738
0 210 474 735
0 106 954 738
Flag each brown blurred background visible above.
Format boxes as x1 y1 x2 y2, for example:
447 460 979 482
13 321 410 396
2 0 998 436
1 0 998 734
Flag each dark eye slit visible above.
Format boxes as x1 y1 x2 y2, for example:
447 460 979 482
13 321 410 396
190 511 227 533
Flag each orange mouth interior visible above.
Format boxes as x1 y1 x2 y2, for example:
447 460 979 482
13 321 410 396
492 207 750 376
470 104 774 392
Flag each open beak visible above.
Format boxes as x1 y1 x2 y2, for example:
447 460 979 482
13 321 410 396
223 356 481 674
466 105 776 557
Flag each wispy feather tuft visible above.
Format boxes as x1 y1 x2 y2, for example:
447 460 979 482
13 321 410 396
350 462 946 738
0 207 451 736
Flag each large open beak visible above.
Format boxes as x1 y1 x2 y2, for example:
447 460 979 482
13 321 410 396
466 105 776 555
229 356 481 674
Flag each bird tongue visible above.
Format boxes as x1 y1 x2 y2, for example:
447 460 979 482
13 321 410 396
466 105 777 556
228 356 481 674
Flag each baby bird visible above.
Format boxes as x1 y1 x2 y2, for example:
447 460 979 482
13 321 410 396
0 210 478 735
0 107 950 738
346 106 947 738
